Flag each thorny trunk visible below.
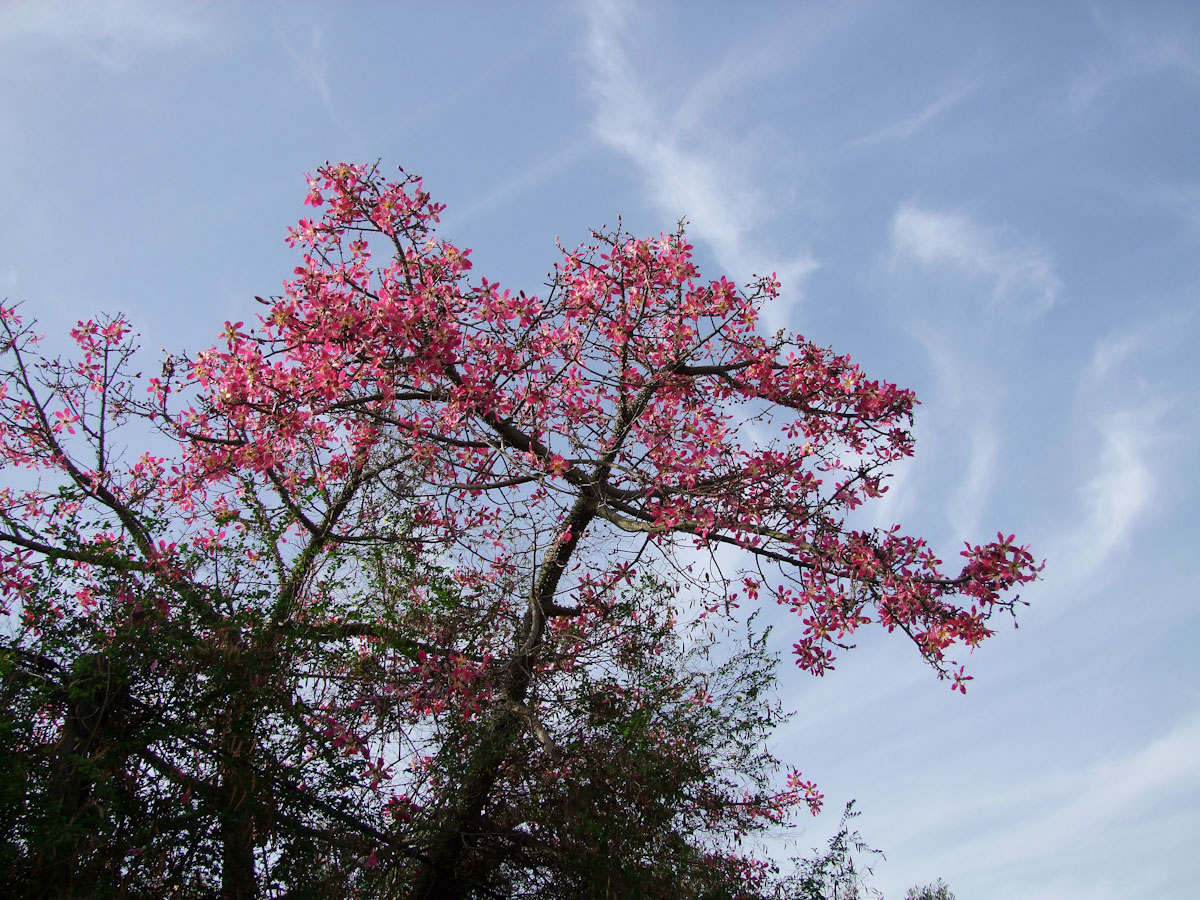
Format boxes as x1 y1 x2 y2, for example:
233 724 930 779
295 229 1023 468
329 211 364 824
218 638 259 900
410 500 596 900
39 653 128 895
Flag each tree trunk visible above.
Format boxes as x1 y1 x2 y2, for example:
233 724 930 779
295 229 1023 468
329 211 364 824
217 639 259 900
220 801 256 900
41 653 127 896
410 501 596 899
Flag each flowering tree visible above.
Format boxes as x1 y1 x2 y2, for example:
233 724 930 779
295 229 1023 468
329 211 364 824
0 162 1039 899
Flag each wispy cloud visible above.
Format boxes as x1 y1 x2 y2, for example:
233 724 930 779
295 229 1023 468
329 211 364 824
902 704 1200 900
856 699 1200 900
1088 331 1148 385
0 0 207 69
273 21 343 129
1050 312 1192 589
443 140 591 231
848 80 978 149
890 204 1061 318
880 203 1061 561
1064 408 1157 579
947 424 998 539
581 0 819 313
1069 4 1200 112
1119 180 1200 242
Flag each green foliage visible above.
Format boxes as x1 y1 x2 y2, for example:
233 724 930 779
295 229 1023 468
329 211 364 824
0 527 427 897
775 801 882 900
905 878 956 900
0 166 1037 897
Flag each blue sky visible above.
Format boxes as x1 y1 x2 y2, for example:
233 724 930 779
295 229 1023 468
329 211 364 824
2 1 1197 897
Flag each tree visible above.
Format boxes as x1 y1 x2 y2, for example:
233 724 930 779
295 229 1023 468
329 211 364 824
778 801 881 900
905 879 956 900
0 162 1040 899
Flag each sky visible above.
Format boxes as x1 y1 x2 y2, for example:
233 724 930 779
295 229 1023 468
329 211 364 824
1 1 1197 897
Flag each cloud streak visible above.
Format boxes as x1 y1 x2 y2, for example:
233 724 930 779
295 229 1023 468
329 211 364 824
890 204 1061 318
581 0 817 309
848 80 978 148
0 0 207 69
272 21 344 130
918 705 1200 900
442 140 591 231
1050 313 1191 591
1052 404 1161 592
1069 4 1200 112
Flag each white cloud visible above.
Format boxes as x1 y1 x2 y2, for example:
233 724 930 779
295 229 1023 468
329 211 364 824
848 80 978 148
1088 331 1148 385
443 140 591 230
582 0 818 313
1060 408 1158 582
1084 422 1156 542
0 0 208 69
947 424 997 539
272 21 343 130
1120 181 1200 242
1051 315 1191 590
913 705 1200 900
890 204 1061 318
1069 5 1200 112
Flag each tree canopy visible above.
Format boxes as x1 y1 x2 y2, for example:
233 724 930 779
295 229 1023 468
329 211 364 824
0 162 1039 899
